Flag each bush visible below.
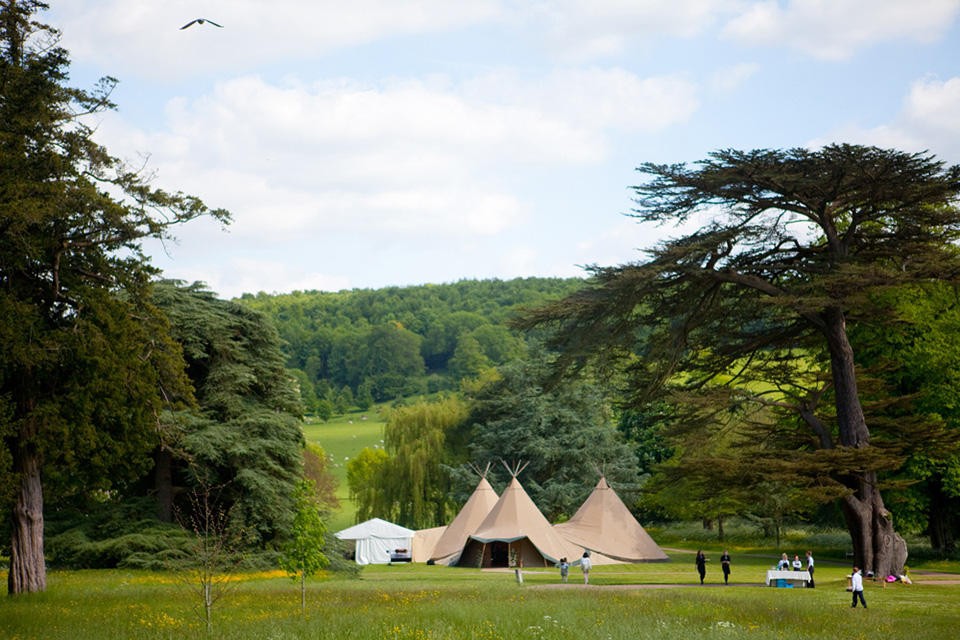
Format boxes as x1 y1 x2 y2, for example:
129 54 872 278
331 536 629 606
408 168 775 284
47 522 192 569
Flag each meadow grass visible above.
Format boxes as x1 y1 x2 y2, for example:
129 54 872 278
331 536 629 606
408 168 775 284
3 548 958 639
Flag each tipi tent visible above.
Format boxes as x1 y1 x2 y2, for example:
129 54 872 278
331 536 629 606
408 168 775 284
429 475 500 565
458 469 582 568
411 526 446 562
335 518 415 565
554 477 669 563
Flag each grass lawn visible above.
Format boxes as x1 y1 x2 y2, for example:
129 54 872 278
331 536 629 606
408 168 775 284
3 548 958 639
301 407 386 531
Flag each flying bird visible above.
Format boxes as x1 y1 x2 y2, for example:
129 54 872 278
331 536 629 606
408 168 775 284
180 18 223 30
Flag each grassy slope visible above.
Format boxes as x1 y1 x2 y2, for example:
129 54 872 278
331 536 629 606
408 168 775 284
302 407 387 532
3 549 959 639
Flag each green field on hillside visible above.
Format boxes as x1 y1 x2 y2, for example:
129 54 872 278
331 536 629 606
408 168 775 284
302 408 387 531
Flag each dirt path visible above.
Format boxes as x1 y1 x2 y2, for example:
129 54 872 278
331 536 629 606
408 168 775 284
533 582 764 589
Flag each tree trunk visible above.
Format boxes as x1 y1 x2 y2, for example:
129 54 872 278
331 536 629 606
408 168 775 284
823 308 907 576
155 448 174 522
927 483 956 553
702 517 713 530
717 515 725 542
8 438 46 594
841 473 908 577
300 570 306 611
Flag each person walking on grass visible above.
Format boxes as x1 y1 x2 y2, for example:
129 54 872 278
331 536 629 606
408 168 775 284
559 557 569 583
806 551 815 588
695 550 707 584
851 567 867 608
720 549 731 585
580 552 592 584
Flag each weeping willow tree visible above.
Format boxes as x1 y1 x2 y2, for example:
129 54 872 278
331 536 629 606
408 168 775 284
350 397 468 528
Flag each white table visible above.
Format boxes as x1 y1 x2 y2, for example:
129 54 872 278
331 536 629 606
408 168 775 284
766 570 811 587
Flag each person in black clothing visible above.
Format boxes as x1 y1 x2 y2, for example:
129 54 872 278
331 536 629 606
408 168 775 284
695 550 707 584
720 550 731 585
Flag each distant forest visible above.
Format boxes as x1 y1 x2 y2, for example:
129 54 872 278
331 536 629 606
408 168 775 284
239 278 586 414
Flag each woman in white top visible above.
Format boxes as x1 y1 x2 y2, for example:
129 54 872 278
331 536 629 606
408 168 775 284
580 552 592 584
792 555 803 570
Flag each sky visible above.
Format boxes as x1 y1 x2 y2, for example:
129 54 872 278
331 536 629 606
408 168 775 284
45 1 960 299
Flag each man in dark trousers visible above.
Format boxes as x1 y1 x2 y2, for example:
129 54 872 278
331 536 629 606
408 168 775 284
851 567 867 608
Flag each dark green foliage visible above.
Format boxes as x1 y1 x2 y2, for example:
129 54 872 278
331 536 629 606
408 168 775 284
45 498 191 569
152 282 305 547
0 0 228 593
617 405 673 480
290 368 319 414
464 351 638 520
355 381 375 411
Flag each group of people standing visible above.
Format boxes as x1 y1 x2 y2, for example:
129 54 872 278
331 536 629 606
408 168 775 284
694 549 733 585
695 549 817 588
776 551 815 587
564 547 868 608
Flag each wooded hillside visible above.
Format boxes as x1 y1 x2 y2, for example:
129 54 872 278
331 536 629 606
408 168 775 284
239 278 585 408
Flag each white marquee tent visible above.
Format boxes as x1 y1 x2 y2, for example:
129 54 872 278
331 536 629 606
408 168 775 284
335 518 415 565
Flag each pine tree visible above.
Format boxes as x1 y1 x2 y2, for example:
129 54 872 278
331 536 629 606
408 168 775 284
0 1 228 593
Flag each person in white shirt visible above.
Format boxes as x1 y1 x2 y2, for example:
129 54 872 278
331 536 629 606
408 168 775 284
806 551 815 588
580 552 592 585
777 553 790 570
792 555 803 570
851 566 867 608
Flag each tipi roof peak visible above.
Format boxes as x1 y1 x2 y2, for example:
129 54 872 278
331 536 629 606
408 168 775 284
501 459 529 478
469 461 493 479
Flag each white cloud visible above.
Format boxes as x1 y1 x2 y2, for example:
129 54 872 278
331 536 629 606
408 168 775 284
812 76 960 163
186 257 354 297
710 62 761 94
498 244 539 274
722 0 960 60
93 66 697 245
50 0 502 79
901 76 960 137
463 67 700 132
521 0 727 62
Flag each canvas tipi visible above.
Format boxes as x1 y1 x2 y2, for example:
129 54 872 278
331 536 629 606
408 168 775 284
554 476 669 563
457 462 582 568
411 525 447 562
429 466 501 565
